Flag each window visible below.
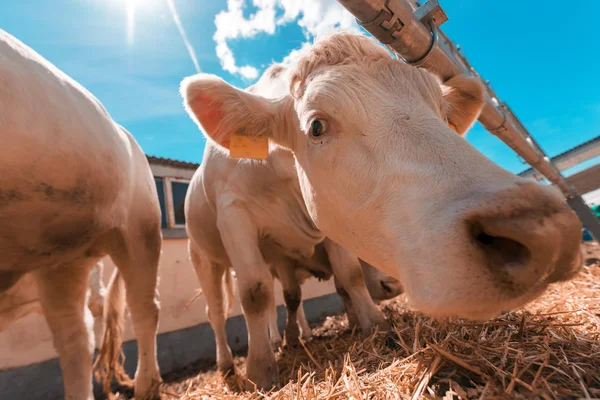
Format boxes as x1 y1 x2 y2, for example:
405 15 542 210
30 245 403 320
155 178 168 228
171 181 189 226
153 177 191 229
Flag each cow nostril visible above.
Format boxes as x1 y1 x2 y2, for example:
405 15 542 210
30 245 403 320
380 281 392 294
472 225 531 268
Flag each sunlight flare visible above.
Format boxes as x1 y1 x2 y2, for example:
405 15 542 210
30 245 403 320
126 0 135 46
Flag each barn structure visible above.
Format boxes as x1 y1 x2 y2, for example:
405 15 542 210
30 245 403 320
518 135 600 202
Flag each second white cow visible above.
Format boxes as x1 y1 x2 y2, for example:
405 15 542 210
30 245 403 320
183 62 402 387
265 256 403 350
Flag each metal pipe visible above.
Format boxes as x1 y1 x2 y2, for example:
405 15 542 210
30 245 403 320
335 0 381 20
339 0 461 79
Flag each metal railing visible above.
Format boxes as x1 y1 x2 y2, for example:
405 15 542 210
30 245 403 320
336 0 600 242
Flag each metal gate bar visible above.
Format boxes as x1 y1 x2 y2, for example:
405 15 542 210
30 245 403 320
336 0 600 242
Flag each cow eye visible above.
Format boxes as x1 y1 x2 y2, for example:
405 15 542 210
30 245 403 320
310 119 327 138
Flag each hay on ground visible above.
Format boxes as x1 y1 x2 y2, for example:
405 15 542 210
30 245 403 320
113 242 600 399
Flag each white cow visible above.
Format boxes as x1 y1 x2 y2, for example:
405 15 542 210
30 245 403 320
212 252 403 351
265 257 403 350
183 78 402 387
0 30 162 399
180 32 583 389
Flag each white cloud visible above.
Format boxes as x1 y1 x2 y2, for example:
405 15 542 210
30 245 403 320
277 0 360 37
213 0 361 79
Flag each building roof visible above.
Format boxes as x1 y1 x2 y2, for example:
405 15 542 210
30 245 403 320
565 163 600 196
518 135 600 178
146 155 200 170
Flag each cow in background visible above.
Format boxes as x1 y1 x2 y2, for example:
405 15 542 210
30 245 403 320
1 30 162 399
209 256 403 352
266 259 403 349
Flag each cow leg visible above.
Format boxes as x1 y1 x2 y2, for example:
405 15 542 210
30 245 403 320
324 238 388 334
0 273 41 333
296 302 313 341
268 279 283 350
189 244 234 372
87 261 105 319
274 260 302 347
333 276 360 330
34 262 95 400
217 206 279 390
87 262 106 348
109 226 161 399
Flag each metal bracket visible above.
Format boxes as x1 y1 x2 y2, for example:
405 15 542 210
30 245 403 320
360 0 447 65
394 18 438 66
487 109 510 137
358 0 412 44
414 0 448 27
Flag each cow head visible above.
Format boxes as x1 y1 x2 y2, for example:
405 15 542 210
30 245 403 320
181 32 582 321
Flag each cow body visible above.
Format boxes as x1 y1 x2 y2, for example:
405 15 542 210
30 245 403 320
181 31 583 390
184 63 402 389
187 143 324 269
0 30 162 399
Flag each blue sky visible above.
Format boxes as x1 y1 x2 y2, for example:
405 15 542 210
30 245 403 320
2 0 599 176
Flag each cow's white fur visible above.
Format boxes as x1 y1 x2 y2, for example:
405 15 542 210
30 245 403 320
181 31 583 389
0 30 162 400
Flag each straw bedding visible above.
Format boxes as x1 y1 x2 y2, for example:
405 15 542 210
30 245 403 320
114 242 600 399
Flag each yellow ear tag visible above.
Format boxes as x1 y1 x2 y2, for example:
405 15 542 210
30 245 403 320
229 133 269 159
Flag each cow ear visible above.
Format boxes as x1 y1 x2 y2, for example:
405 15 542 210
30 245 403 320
440 74 485 136
180 74 289 152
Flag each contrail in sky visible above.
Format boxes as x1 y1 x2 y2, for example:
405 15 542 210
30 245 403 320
165 0 201 73
126 1 135 46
